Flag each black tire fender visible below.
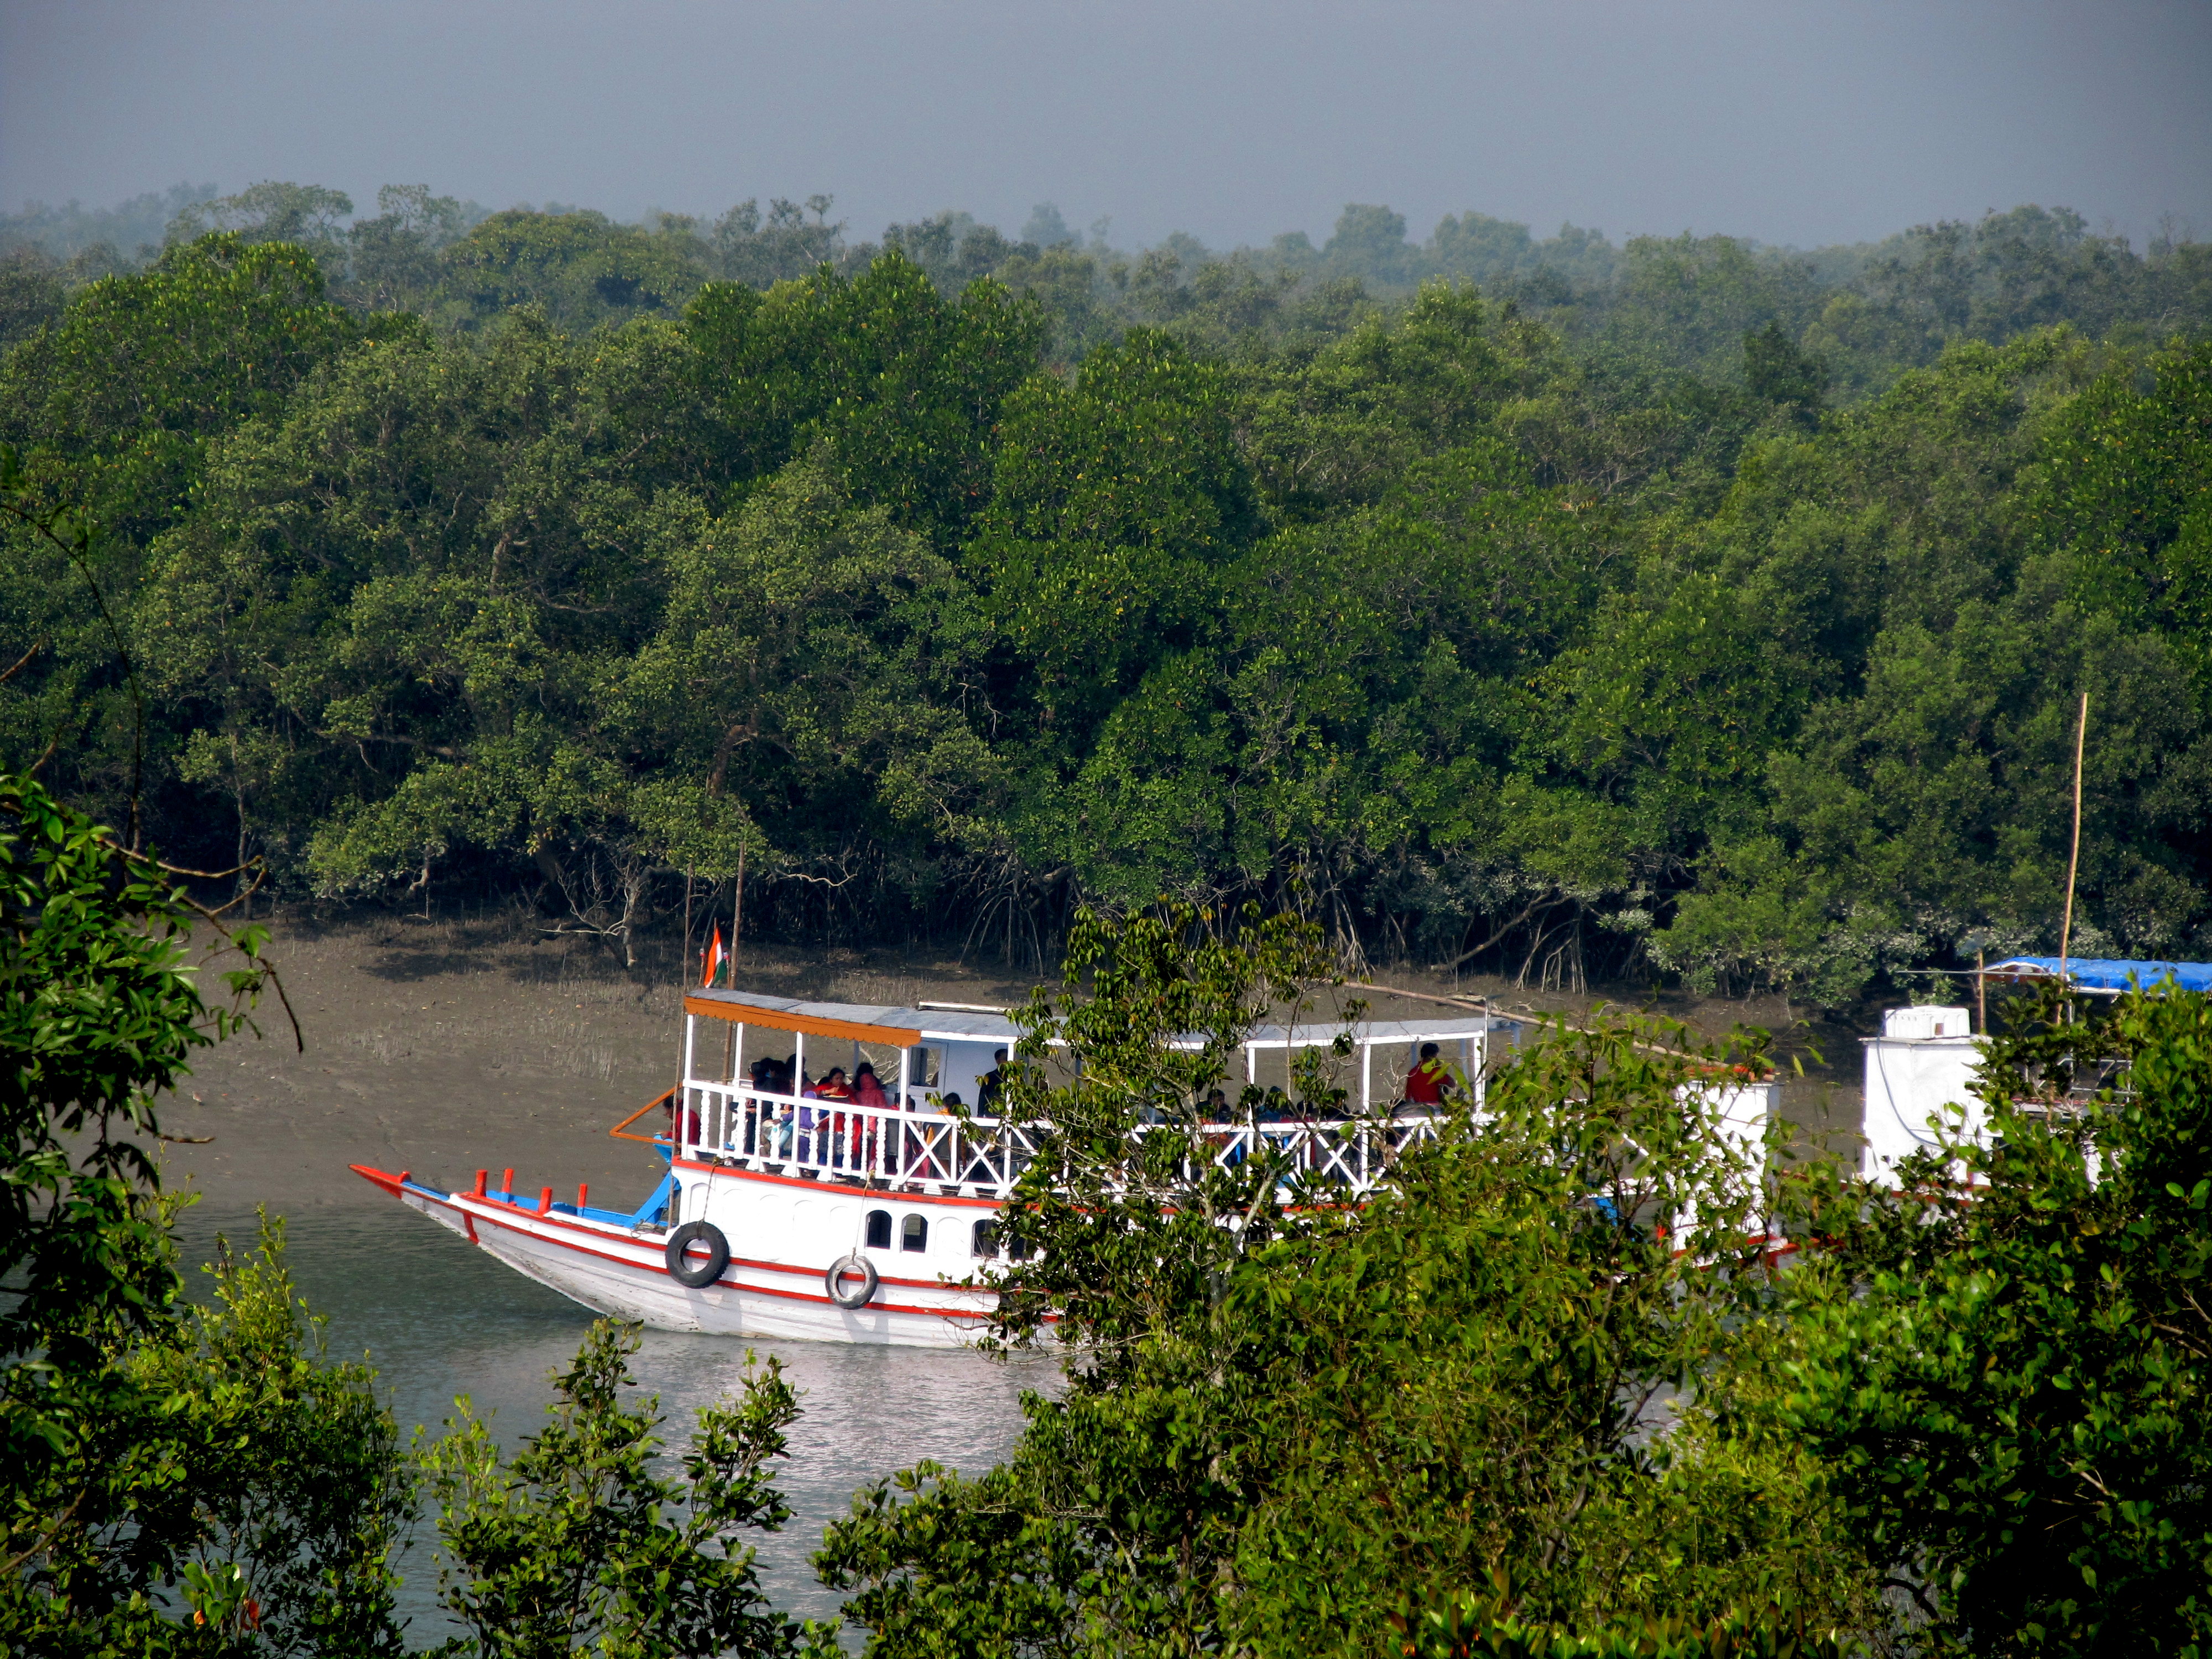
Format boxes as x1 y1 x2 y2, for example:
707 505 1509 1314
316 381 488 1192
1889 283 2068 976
825 1252 879 1310
666 1220 729 1288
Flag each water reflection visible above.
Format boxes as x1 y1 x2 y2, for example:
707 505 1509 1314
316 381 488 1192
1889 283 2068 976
174 1200 1045 1643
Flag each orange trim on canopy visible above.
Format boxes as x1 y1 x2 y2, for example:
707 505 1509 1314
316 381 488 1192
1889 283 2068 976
681 995 920 1046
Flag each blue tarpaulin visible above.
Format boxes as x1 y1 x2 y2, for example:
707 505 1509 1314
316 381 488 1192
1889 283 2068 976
1987 956 2212 994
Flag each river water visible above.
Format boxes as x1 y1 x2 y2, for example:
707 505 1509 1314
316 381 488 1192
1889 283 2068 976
173 1199 1047 1647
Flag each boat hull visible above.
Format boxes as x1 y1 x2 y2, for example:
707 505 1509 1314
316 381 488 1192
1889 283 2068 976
353 1162 1000 1349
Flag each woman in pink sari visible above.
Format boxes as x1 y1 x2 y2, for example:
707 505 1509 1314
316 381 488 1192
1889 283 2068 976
846 1062 889 1168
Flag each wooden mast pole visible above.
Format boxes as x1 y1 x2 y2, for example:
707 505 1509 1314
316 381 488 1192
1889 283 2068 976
731 839 746 971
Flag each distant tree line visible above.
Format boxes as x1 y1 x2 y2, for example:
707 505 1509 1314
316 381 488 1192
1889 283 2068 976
1 180 2207 1004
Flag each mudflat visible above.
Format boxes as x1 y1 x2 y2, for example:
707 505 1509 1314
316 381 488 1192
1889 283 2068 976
155 911 1041 1213
153 908 1861 1217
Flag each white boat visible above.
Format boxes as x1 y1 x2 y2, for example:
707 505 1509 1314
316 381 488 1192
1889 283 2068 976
354 985 1523 1347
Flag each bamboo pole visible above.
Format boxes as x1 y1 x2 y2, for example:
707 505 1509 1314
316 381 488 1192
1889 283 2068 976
2059 692 2089 990
731 839 747 972
1343 982 1702 1058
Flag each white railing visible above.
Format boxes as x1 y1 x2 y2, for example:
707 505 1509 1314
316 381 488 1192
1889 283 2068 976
674 1081 1441 1198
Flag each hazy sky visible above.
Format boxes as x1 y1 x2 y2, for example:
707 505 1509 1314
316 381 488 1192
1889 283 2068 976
4 0 2208 252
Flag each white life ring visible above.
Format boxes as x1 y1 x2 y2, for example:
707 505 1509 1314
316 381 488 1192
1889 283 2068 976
824 1252 879 1310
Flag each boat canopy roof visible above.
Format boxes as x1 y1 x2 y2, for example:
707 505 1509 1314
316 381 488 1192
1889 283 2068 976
685 988 1523 1050
685 988 1020 1045
1986 956 2212 994
1244 1014 1520 1048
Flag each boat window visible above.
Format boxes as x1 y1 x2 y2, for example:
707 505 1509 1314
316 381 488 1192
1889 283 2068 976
901 1214 928 1253
971 1220 995 1258
1008 1233 1032 1261
865 1209 891 1250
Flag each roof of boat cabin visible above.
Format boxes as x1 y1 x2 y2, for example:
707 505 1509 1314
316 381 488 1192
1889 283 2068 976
1985 956 2212 994
1246 1014 1520 1047
684 988 1522 1048
684 988 1020 1044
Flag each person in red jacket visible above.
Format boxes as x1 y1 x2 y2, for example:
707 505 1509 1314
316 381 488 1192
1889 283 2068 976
1400 1043 1454 1109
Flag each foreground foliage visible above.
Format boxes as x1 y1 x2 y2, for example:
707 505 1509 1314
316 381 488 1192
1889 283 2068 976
0 768 821 1656
0 770 410 1653
1788 982 2212 1653
816 907 1884 1657
422 1319 820 1659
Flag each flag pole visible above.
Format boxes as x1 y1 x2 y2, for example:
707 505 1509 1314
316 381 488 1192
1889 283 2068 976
2058 691 2088 997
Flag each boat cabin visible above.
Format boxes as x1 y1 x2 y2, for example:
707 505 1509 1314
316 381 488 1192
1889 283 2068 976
1860 956 2210 1183
661 988 1524 1199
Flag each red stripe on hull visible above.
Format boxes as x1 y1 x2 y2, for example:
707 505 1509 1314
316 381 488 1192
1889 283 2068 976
386 1178 990 1324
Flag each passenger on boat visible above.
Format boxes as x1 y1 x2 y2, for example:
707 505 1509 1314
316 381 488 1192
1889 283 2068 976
750 1055 782 1097
806 1068 851 1168
662 1093 702 1145
1255 1086 1303 1167
977 1050 1009 1115
909 1090 959 1179
852 1062 889 1108
1400 1044 1454 1109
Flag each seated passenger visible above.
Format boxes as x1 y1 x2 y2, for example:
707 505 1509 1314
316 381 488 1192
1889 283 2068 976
852 1062 889 1107
816 1067 854 1103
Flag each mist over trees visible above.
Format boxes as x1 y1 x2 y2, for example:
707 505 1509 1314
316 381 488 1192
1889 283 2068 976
1 180 2207 1008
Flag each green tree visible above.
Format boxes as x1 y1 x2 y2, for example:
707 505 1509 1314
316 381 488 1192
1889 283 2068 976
972 329 1258 739
423 1319 816 1659
0 248 67 348
436 210 709 334
685 249 1044 538
347 184 478 311
168 182 356 258
2031 337 2212 704
618 457 993 906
